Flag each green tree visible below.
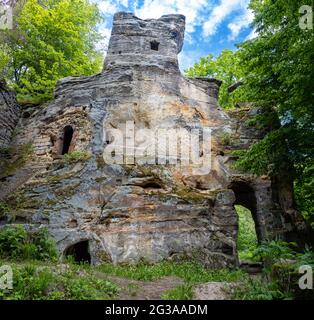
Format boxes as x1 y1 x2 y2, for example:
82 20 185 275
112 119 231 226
0 0 103 103
235 0 314 223
185 49 245 109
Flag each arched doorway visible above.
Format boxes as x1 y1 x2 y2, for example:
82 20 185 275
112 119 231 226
64 240 91 264
235 205 258 261
230 181 261 262
61 125 74 155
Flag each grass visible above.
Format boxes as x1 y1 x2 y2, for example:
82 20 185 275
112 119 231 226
236 205 258 262
162 284 194 300
97 260 246 299
0 261 119 300
97 261 245 284
1 226 312 300
63 151 91 163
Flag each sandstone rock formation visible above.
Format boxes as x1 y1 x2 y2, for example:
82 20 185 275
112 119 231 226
0 12 312 267
0 79 19 149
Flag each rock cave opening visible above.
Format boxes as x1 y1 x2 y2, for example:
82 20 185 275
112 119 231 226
64 240 91 264
61 125 74 155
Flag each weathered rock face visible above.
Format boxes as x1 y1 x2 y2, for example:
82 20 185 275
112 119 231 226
0 13 312 267
0 79 19 149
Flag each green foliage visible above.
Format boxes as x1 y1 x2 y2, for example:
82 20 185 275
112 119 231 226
236 205 258 261
240 241 314 299
253 240 296 273
185 49 245 109
1 265 55 300
0 44 10 79
294 160 314 227
220 132 232 146
63 150 91 163
0 263 119 300
0 202 10 219
0 143 34 178
232 276 289 300
0 0 103 103
162 284 194 300
59 269 118 300
234 0 314 220
0 225 57 261
233 241 314 300
97 260 245 284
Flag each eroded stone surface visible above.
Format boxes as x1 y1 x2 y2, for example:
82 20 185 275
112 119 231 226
194 282 237 300
0 12 312 267
0 79 19 148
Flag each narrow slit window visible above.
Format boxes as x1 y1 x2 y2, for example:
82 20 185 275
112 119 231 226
62 125 74 155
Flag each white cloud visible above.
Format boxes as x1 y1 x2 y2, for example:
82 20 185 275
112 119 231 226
117 0 129 7
178 50 204 72
96 27 112 52
227 8 254 40
246 28 258 40
95 0 118 15
203 0 250 38
93 0 255 49
134 0 210 34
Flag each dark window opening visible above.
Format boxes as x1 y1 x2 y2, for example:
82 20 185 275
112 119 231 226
142 181 163 189
64 240 91 264
150 41 160 51
62 125 74 155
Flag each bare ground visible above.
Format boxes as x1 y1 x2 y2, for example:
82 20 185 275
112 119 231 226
95 272 184 300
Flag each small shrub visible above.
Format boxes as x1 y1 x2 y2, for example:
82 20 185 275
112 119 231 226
253 240 296 273
0 202 10 219
241 241 314 300
0 226 57 261
220 132 232 146
63 151 91 163
0 264 119 300
232 276 290 300
61 270 118 300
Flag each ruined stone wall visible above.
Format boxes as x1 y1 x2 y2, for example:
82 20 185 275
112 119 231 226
0 12 311 267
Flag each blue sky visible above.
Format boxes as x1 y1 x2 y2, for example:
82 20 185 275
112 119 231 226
93 0 256 71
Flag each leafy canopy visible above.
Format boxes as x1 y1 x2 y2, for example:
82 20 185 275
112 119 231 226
185 0 314 224
185 49 246 109
0 0 103 103
236 0 314 176
235 0 314 222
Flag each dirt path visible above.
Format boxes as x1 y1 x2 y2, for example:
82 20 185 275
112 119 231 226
94 271 253 300
95 272 184 300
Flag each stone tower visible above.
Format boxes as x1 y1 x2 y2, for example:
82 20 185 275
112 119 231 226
0 12 312 267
